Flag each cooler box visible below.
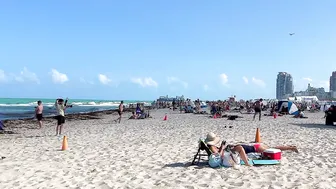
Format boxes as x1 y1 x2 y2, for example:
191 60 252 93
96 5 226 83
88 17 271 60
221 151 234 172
263 148 282 160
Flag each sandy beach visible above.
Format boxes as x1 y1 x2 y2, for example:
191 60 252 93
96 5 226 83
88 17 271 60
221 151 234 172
1 109 336 189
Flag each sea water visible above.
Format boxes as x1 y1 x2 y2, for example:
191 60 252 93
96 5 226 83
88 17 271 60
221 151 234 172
0 98 152 120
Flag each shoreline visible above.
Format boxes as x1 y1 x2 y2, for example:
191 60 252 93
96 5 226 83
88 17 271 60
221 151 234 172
1 106 152 130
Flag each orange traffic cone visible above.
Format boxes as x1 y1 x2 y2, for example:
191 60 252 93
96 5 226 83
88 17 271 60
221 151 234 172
62 136 68 151
163 114 167 121
255 128 261 143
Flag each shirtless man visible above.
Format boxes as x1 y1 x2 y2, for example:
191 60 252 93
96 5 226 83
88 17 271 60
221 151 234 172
114 101 124 123
253 98 263 121
35 100 43 128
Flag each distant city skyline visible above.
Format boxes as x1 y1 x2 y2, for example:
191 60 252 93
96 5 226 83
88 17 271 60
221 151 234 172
279 71 335 100
330 71 336 92
276 72 294 99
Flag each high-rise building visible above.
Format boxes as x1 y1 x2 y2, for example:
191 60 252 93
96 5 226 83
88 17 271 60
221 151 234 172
276 72 294 99
330 71 336 92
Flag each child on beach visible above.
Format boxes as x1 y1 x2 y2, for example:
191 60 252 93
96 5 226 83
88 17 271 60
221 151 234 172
35 100 43 128
55 98 72 136
114 101 124 123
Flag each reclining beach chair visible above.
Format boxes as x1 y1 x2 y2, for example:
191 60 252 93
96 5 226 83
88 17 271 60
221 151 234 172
191 139 212 165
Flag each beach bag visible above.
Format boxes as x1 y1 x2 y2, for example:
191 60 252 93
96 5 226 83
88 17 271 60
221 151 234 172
222 151 240 167
208 153 222 168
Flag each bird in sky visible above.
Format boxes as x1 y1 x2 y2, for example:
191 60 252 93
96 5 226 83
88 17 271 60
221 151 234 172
289 33 295 36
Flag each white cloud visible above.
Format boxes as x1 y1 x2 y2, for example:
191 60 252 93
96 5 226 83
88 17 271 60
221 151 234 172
98 74 112 85
131 77 158 87
167 76 188 88
0 69 7 82
0 68 39 84
219 73 228 85
11 74 24 82
251 77 266 87
203 84 209 91
50 69 68 84
18 67 40 84
302 77 313 82
242 76 249 84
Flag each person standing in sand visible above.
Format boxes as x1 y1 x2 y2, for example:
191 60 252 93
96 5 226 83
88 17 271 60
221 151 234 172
35 100 43 128
55 98 72 136
253 98 263 121
114 101 124 123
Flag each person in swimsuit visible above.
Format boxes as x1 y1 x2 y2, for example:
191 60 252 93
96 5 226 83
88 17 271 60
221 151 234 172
240 143 298 154
135 103 142 115
35 100 43 128
205 132 298 166
114 101 124 123
253 98 263 121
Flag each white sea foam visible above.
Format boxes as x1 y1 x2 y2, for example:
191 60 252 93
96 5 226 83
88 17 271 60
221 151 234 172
0 101 152 107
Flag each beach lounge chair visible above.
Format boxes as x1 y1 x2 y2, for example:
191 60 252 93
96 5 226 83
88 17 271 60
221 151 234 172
191 139 212 165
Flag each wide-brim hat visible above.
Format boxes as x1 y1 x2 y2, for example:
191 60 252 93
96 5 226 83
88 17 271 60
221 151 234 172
205 132 221 146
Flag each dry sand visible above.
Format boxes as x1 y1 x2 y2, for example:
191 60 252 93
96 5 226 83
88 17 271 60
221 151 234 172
0 109 336 189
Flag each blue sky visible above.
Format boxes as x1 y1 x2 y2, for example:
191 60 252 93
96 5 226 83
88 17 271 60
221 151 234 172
0 0 335 100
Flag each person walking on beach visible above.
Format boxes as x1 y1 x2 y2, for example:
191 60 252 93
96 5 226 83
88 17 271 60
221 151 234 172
35 100 43 128
253 98 263 121
55 98 72 136
114 101 124 123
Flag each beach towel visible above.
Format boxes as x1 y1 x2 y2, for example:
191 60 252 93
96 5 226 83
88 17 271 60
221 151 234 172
241 159 280 166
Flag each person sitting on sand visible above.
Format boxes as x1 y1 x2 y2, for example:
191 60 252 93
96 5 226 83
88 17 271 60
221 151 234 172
135 104 142 115
294 110 308 118
129 111 138 119
205 132 299 166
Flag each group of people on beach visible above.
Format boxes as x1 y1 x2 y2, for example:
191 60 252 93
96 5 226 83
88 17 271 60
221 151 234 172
34 99 125 135
34 98 73 135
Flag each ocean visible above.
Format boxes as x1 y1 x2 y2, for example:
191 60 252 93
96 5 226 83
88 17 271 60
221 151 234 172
0 98 152 120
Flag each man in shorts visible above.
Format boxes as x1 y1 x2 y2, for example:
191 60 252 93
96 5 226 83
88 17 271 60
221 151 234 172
114 101 124 123
55 98 72 136
253 98 263 121
35 100 44 128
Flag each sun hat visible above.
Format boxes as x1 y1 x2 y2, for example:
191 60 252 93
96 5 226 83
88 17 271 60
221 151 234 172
205 132 221 146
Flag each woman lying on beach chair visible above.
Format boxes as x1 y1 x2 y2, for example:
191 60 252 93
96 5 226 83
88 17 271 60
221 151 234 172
205 132 298 166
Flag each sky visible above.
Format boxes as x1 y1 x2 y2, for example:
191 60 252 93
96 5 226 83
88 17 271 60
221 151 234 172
0 0 336 100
